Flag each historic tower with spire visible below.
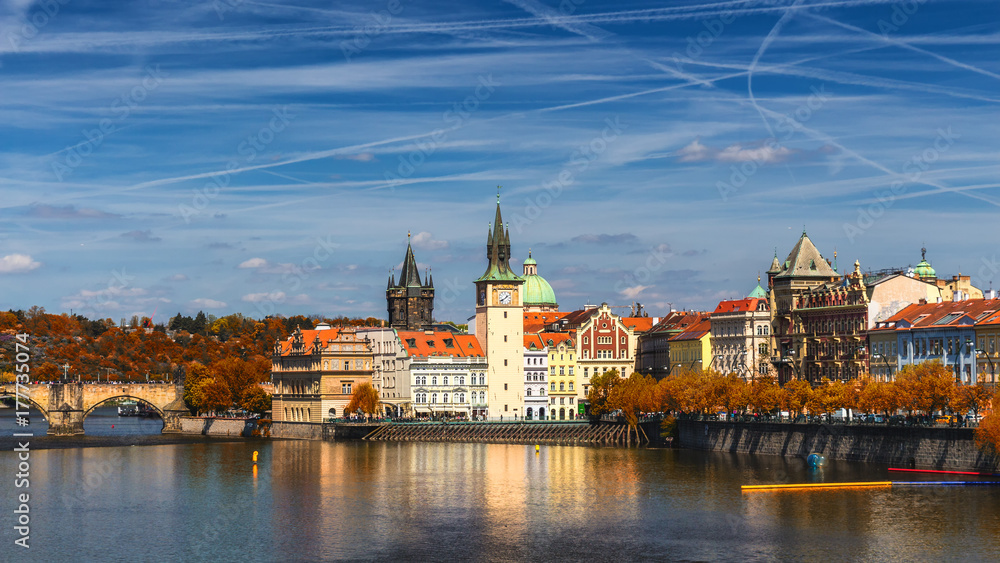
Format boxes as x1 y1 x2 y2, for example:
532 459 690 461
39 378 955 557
386 233 435 331
474 188 525 419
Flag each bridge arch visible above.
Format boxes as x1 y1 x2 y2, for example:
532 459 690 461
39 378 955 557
0 391 50 423
82 395 166 426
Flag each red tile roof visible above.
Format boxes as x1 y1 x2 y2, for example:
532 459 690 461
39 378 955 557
397 331 485 358
712 298 766 314
523 311 571 333
623 317 655 333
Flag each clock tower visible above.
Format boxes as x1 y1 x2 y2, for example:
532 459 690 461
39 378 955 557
475 190 525 420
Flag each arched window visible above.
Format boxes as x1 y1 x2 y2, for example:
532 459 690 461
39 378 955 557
559 382 565 391
526 389 532 396
550 382 555 391
329 408 336 417
432 376 437 385
431 393 438 404
443 393 449 403
443 376 449 385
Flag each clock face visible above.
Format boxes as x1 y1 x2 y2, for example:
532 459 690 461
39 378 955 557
499 291 512 305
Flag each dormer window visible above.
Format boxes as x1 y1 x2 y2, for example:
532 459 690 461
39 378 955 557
406 338 416 347
444 339 454 348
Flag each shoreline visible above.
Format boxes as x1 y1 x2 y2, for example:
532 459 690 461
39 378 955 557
0 432 254 451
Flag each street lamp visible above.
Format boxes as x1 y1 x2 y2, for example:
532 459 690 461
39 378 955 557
871 352 893 381
975 348 996 386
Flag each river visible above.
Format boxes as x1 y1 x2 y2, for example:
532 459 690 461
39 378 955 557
2 406 999 561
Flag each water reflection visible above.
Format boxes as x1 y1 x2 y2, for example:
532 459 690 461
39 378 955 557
3 441 999 561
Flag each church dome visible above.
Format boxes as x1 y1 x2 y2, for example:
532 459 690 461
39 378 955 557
522 252 557 309
914 247 936 279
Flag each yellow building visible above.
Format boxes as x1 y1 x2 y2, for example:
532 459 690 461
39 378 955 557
544 334 578 420
867 324 899 382
668 316 712 373
975 311 1000 387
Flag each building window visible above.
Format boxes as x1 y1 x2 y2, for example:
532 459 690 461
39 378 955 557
551 398 556 405
559 367 565 375
443 393 449 403
550 382 556 391
443 376 449 385
504 359 508 366
584 336 589 344
458 376 465 385
504 312 508 318
342 383 352 394
569 382 574 391
569 367 574 376
504 383 508 391
504 335 508 342
584 368 589 378
559 382 565 391
432 376 437 385
526 389 532 396
569 397 574 404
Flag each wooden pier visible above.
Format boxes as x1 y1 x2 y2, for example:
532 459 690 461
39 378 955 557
361 421 647 446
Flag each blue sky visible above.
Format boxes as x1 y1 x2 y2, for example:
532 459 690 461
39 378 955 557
1 0 998 323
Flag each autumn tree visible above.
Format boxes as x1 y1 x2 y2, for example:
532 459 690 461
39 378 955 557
896 361 955 415
587 369 622 416
953 384 993 419
198 378 233 415
345 382 380 418
748 375 781 415
608 373 657 441
240 386 272 415
781 379 812 417
974 390 1000 454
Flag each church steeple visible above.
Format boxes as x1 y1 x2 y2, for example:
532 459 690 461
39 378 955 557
476 187 522 282
387 233 434 330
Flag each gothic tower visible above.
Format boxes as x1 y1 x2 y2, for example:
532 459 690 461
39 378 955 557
474 190 525 419
387 235 435 330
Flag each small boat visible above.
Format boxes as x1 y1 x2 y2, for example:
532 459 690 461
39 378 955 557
118 401 138 416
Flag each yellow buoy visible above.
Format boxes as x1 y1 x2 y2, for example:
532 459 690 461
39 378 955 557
252 450 258 463
535 445 540 453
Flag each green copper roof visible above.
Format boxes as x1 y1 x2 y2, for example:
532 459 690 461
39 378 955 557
915 259 936 278
523 255 537 266
475 199 523 283
523 272 557 306
748 284 767 299
914 247 936 279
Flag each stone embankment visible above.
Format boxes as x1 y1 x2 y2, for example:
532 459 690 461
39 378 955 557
677 420 999 472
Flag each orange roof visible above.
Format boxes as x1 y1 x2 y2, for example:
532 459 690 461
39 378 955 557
876 298 1000 331
712 298 766 314
650 311 709 334
623 317 654 333
523 311 571 333
668 318 712 342
277 328 359 356
397 331 484 358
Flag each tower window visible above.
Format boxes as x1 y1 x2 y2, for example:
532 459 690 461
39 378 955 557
504 312 508 318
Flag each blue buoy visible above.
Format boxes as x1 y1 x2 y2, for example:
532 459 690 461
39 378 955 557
807 453 827 468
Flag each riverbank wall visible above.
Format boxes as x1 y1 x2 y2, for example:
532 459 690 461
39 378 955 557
179 416 251 436
677 420 999 472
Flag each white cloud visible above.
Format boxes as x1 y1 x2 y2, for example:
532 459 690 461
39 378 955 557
238 257 308 274
238 257 268 269
0 254 40 274
189 298 227 309
677 139 796 164
411 231 449 250
242 291 286 303
168 274 189 281
620 285 651 299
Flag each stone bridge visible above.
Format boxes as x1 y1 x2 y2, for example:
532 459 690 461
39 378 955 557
0 382 189 435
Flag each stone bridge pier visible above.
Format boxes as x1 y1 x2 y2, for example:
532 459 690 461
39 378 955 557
2 382 189 436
